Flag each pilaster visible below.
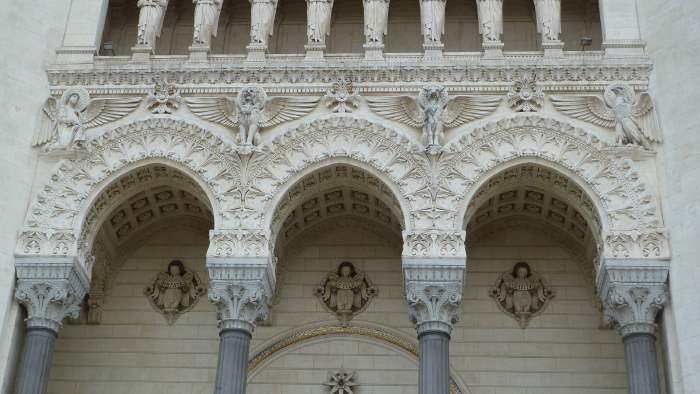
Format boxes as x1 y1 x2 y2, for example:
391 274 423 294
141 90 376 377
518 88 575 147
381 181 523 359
55 0 109 63
598 0 646 56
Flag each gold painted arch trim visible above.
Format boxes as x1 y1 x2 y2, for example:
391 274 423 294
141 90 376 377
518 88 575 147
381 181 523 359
248 323 467 394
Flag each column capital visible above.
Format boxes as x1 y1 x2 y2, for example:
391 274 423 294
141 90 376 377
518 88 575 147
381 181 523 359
404 263 465 336
596 259 669 337
14 257 89 332
208 281 271 333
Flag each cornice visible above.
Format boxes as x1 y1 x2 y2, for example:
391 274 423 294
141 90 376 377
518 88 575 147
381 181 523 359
45 53 653 96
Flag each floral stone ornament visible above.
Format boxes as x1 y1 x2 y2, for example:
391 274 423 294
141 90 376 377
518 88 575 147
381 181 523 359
490 261 554 328
144 260 206 325
324 370 358 394
507 73 545 112
315 262 377 325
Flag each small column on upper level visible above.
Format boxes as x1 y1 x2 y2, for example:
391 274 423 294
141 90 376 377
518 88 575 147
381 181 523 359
246 0 279 62
132 0 170 62
362 0 390 60
56 0 110 63
476 0 504 58
419 0 447 58
598 0 645 56
533 0 564 57
189 0 224 62
597 259 669 394
304 0 334 60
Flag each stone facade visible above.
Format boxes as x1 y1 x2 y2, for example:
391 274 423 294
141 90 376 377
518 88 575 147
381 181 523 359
0 0 698 393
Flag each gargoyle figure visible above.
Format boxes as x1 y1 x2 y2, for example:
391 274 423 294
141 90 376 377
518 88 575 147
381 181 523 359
551 83 661 149
186 85 319 148
367 85 501 154
34 87 141 151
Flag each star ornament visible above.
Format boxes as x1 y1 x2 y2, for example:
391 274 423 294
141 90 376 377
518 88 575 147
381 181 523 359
324 370 358 394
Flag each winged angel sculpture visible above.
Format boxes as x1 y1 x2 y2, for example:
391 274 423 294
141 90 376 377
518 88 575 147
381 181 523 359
34 87 141 151
551 83 661 149
367 85 501 154
186 86 318 151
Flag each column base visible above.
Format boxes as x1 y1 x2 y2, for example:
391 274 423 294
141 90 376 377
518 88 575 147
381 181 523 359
304 43 326 61
188 43 210 62
542 40 565 57
482 41 504 58
603 40 646 56
363 43 384 61
131 45 153 62
246 43 267 62
55 46 96 64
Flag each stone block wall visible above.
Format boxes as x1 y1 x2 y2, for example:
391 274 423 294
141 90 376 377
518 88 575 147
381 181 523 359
48 218 626 393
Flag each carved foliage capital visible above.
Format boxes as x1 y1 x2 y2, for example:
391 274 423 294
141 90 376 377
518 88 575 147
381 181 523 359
404 264 465 334
208 281 270 332
15 279 86 332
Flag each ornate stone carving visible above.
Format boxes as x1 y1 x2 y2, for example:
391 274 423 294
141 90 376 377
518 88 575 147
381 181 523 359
306 0 334 46
324 370 358 394
597 260 669 337
192 0 223 46
404 264 465 334
35 87 140 151
476 0 503 44
208 281 270 332
136 0 169 48
419 0 446 48
489 262 554 328
208 230 270 258
144 260 206 325
551 83 661 149
363 0 390 46
506 73 544 112
147 79 181 114
533 0 561 42
186 85 319 149
314 262 377 324
367 85 501 153
323 78 360 113
249 0 278 48
402 231 466 259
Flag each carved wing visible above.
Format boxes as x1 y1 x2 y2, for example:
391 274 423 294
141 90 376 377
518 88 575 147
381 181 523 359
82 97 142 129
633 93 662 143
185 97 240 128
33 97 58 147
550 95 617 128
257 96 319 128
441 95 502 128
366 96 424 128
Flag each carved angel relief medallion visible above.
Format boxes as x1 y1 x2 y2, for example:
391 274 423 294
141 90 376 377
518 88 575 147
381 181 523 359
35 87 141 152
489 262 554 328
367 84 501 154
315 262 377 324
144 260 206 325
186 85 319 152
551 83 661 149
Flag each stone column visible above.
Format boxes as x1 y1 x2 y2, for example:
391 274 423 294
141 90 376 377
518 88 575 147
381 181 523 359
533 0 564 56
597 259 669 394
402 231 466 394
476 0 504 58
207 230 275 394
598 0 645 55
13 259 88 394
56 0 110 63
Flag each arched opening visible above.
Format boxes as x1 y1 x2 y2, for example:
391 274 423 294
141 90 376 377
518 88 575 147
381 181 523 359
48 163 216 392
444 0 480 52
385 0 423 53
460 163 627 392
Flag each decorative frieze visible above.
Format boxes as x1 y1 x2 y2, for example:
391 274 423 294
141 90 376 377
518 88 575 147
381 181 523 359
402 231 467 260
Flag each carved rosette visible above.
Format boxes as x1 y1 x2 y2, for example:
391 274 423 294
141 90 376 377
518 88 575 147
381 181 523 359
209 282 270 332
404 263 465 335
597 260 669 337
14 260 89 332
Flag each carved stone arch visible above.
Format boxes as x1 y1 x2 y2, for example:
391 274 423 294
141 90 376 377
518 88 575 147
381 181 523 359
17 118 243 272
247 116 427 243
440 115 667 260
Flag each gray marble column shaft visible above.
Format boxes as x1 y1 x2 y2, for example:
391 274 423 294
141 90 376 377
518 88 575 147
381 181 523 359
418 330 450 394
14 328 58 394
623 333 661 394
214 328 251 394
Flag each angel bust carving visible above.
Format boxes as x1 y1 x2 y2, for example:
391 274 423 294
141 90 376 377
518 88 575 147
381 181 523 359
144 260 206 325
315 262 377 324
186 85 319 151
35 87 141 151
489 262 554 328
367 85 501 154
551 83 661 149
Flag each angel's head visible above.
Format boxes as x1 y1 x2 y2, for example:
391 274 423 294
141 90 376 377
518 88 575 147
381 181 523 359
167 260 186 276
67 93 80 106
512 261 531 279
337 262 356 278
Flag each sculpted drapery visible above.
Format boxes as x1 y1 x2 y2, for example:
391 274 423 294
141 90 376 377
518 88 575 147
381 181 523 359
136 0 169 47
533 0 561 41
419 0 446 45
250 0 278 46
192 0 223 45
306 0 334 44
363 0 390 44
476 0 503 43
